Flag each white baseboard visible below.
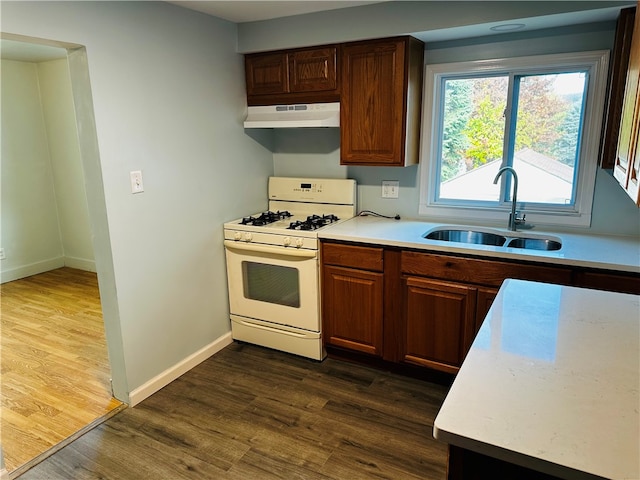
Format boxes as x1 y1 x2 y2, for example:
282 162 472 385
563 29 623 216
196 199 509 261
128 332 233 407
64 256 96 272
0 257 65 284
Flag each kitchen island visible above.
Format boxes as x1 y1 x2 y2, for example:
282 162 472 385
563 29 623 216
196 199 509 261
433 279 639 480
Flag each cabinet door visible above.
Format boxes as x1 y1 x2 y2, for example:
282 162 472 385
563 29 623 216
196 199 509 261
323 265 384 356
341 38 407 166
475 287 498 334
403 276 477 374
614 7 640 204
289 47 337 93
601 7 635 170
245 52 288 97
625 86 640 204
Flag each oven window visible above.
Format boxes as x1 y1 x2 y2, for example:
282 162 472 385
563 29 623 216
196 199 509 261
242 261 300 308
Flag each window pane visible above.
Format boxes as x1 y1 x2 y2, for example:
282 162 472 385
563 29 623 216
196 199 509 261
511 72 586 205
439 76 508 202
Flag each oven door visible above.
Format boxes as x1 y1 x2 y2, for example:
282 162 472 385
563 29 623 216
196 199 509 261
224 240 319 331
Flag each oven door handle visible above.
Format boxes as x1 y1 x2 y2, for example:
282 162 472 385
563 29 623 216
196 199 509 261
224 240 317 259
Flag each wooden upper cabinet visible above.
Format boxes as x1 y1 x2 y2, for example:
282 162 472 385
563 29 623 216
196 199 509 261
340 36 424 166
245 45 339 106
613 3 640 206
245 52 289 96
288 47 337 93
601 7 635 170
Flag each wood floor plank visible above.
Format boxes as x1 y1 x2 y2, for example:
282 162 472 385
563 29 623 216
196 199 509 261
1 267 121 474
18 342 450 479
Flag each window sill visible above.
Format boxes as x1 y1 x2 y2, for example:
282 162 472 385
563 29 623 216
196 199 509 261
418 204 592 228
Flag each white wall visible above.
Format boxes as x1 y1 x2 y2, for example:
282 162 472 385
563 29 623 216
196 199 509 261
2 1 274 403
1 59 65 280
38 58 95 271
1 57 96 282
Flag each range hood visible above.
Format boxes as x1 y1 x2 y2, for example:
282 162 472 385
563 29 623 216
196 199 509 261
244 102 339 128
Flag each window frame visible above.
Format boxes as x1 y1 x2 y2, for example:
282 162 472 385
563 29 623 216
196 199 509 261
418 50 610 228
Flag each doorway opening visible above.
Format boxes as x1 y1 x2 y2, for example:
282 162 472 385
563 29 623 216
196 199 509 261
0 35 123 477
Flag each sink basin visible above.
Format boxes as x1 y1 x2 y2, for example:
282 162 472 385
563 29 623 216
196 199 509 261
424 229 507 246
506 237 562 251
424 226 563 252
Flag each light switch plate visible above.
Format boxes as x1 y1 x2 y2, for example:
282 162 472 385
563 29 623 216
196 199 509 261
130 170 144 194
382 180 399 198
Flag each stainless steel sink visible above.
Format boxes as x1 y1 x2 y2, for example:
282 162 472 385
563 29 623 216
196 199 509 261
424 226 563 252
506 237 562 251
424 229 507 246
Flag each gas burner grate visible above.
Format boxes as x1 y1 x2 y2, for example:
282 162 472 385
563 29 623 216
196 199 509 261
288 214 340 231
240 210 292 226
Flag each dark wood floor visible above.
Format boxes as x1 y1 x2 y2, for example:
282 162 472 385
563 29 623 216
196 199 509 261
17 342 450 479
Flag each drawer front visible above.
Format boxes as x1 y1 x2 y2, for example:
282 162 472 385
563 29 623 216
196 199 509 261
322 243 384 272
573 270 640 295
401 251 572 287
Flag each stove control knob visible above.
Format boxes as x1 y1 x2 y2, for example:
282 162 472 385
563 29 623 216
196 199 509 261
243 232 252 242
283 237 291 247
295 238 304 248
233 232 242 241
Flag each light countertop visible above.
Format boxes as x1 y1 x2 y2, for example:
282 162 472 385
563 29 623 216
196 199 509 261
433 279 640 480
319 216 640 273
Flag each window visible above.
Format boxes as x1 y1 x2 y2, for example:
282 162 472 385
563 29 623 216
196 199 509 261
419 51 609 227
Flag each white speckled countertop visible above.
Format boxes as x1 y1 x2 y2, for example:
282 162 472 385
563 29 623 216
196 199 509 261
433 279 640 480
318 216 640 273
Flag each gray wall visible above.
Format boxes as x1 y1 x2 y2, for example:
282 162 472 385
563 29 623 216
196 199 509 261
251 15 640 236
2 1 274 402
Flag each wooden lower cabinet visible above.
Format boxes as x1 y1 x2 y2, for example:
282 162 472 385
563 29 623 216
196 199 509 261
398 250 572 373
572 268 640 295
475 287 499 333
321 242 384 357
321 240 637 376
403 277 477 374
323 265 383 356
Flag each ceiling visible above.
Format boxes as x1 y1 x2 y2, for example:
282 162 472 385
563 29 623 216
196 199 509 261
1 1 629 62
166 0 627 43
164 1 388 23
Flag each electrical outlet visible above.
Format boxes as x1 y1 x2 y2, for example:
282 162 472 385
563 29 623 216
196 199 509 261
382 180 399 198
0 248 5 260
130 170 144 194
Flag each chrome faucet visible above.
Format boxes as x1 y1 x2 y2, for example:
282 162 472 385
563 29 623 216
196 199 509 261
493 166 525 231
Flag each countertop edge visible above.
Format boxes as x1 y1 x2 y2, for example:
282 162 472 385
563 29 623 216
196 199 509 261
318 218 640 274
433 424 607 480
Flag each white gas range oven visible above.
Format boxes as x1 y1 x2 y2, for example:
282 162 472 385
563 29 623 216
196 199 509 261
223 177 357 360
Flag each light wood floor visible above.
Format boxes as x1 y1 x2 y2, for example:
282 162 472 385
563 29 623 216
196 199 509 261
16 342 450 479
1 267 123 476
